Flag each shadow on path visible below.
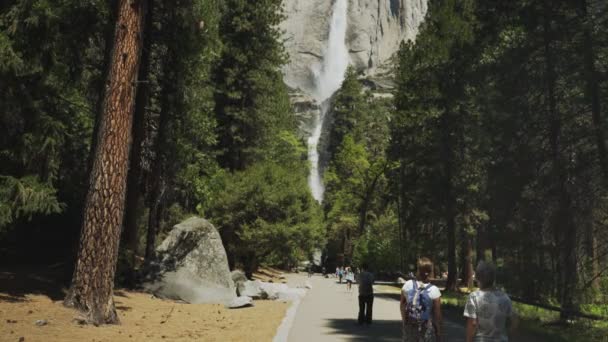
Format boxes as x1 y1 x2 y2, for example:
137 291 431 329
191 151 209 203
374 292 401 301
324 318 466 342
325 318 402 342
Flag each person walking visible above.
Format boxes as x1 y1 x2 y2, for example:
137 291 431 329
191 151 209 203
401 257 442 342
357 263 374 325
464 261 518 342
345 267 355 291
338 266 344 284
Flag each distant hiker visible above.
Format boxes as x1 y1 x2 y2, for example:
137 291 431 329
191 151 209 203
464 261 518 342
401 257 442 342
336 266 340 278
339 266 344 283
357 263 374 325
308 264 314 277
345 267 355 291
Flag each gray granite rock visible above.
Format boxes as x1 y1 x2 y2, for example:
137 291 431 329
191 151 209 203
143 217 235 304
226 296 254 309
240 280 264 299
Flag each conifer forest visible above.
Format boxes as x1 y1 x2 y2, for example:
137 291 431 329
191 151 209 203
1 0 607 340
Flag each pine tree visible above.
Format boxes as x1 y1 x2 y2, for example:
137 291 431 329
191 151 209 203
213 0 291 170
64 0 148 324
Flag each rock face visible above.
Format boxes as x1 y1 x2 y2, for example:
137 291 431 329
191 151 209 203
281 0 428 93
143 217 235 304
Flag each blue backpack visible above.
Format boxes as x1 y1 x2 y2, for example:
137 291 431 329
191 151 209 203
405 279 433 323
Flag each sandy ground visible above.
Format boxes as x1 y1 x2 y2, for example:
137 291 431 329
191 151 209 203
0 290 289 342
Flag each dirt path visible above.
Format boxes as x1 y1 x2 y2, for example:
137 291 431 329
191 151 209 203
286 273 465 342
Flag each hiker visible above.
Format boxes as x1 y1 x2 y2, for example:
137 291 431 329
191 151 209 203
345 267 355 291
401 257 442 342
464 261 518 342
336 266 340 278
357 263 374 325
339 266 344 283
308 264 313 277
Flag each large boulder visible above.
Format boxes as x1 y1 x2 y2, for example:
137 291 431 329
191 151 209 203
231 270 248 296
259 282 306 301
143 217 235 304
239 280 264 299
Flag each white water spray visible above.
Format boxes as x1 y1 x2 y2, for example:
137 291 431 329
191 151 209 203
308 0 350 203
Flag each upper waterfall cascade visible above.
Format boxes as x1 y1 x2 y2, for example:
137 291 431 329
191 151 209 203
281 0 428 93
281 0 429 202
307 0 349 203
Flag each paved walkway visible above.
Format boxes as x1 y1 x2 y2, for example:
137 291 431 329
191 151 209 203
286 274 465 342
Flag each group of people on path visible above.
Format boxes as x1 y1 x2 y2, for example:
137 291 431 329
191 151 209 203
347 258 518 341
334 266 356 290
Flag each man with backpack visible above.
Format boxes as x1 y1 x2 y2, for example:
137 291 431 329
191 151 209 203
400 257 443 342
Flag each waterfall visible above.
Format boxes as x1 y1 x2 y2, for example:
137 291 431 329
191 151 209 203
308 0 350 203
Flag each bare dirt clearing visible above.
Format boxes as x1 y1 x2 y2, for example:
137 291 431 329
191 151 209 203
0 290 288 342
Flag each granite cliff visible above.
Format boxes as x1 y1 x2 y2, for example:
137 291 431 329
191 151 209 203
281 0 428 94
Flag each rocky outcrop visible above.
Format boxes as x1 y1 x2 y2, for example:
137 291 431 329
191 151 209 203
143 217 235 304
239 280 264 299
281 0 428 93
290 89 321 138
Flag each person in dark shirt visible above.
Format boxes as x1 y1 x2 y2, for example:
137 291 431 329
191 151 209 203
357 263 374 325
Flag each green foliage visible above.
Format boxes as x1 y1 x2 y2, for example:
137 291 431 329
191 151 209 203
207 159 324 269
0 0 110 233
156 0 222 213
213 0 292 170
0 175 64 229
352 209 401 271
388 0 608 313
442 291 608 342
321 67 395 265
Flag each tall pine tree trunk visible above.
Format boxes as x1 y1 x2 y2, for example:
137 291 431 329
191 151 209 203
464 235 474 288
87 0 119 174
64 0 147 325
144 41 175 263
441 113 457 291
396 185 405 272
580 0 604 292
123 0 154 280
542 1 577 319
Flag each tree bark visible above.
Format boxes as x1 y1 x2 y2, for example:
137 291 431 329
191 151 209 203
64 0 148 325
144 39 175 263
87 0 119 175
396 184 404 272
464 235 474 289
441 113 458 291
542 1 577 319
123 0 154 281
579 0 604 292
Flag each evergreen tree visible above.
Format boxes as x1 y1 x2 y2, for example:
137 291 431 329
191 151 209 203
213 0 292 171
64 0 148 324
